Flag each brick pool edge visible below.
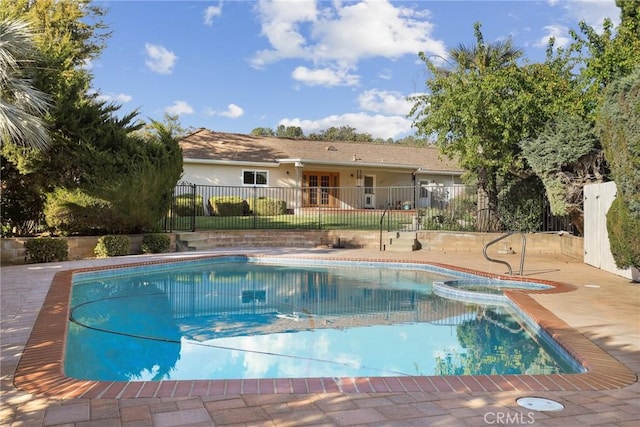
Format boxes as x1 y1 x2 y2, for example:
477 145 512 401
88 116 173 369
13 255 637 399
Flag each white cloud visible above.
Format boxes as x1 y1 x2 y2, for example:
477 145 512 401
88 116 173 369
291 66 360 87
251 0 318 68
251 0 446 86
310 1 446 63
219 104 244 118
534 0 618 55
554 0 620 31
164 100 194 115
144 43 177 74
204 3 223 26
279 112 413 140
357 89 413 115
95 92 133 104
205 104 245 118
534 24 571 48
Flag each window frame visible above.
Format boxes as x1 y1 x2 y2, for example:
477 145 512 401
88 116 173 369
242 169 269 186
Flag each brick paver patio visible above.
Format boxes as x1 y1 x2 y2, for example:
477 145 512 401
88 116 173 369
2 247 638 426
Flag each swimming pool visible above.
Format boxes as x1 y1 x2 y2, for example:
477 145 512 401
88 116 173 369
66 256 582 382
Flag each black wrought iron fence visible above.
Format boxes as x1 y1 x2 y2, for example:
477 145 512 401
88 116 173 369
163 184 572 234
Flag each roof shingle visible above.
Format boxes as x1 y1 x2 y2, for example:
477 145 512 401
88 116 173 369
180 129 463 173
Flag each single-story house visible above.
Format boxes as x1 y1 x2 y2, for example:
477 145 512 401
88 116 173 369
179 129 465 211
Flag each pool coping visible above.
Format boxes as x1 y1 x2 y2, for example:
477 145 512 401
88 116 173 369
13 254 637 399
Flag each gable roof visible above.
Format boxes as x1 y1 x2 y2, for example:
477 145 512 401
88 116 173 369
179 129 463 174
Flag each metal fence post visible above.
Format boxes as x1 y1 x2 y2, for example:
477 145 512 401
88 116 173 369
253 186 257 229
168 186 175 233
190 183 197 232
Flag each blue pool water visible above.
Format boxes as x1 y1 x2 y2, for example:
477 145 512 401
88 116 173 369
66 256 582 381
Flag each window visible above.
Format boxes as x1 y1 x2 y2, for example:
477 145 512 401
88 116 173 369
243 170 268 185
242 290 266 303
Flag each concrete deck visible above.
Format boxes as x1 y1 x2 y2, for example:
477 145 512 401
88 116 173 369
2 247 639 426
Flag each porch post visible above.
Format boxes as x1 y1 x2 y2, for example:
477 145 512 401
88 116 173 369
294 161 303 214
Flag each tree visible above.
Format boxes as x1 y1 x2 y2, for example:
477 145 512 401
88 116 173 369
520 113 605 235
1 0 110 195
568 0 640 98
92 118 183 233
0 18 51 150
250 127 275 137
1 0 182 235
598 68 640 215
275 124 303 138
597 68 640 269
411 23 540 231
308 125 373 142
134 113 190 141
520 0 640 236
448 25 524 73
43 113 183 234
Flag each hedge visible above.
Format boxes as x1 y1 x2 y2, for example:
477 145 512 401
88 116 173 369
208 196 249 216
94 235 131 257
25 238 68 263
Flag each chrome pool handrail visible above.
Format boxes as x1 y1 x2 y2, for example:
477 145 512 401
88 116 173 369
482 232 527 275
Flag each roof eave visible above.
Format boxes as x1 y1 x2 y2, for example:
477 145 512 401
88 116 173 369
278 158 421 170
415 169 464 176
183 158 280 168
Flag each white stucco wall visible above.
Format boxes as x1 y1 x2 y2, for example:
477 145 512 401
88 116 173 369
181 161 464 211
182 162 296 187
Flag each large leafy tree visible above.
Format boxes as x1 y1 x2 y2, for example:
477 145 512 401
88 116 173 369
520 1 640 236
517 43 604 236
410 23 568 231
0 18 51 150
569 0 640 99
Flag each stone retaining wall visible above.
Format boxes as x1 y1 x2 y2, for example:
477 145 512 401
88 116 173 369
1 231 582 265
1 234 176 265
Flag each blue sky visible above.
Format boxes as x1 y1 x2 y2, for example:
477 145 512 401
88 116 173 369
90 0 621 139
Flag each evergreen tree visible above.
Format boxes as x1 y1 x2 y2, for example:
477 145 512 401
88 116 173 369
1 0 182 235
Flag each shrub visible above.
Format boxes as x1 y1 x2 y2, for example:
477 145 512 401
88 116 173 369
606 196 640 269
0 151 45 237
140 233 172 254
498 178 545 232
94 235 131 257
249 197 287 215
25 238 68 263
172 194 205 216
209 196 248 216
44 188 113 235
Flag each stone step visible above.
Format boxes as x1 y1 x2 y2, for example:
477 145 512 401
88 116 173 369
176 232 319 251
385 232 421 251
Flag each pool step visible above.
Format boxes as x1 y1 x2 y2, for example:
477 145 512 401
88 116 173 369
385 231 421 252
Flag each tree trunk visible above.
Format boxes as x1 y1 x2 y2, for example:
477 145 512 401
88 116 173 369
476 169 501 232
568 208 584 236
